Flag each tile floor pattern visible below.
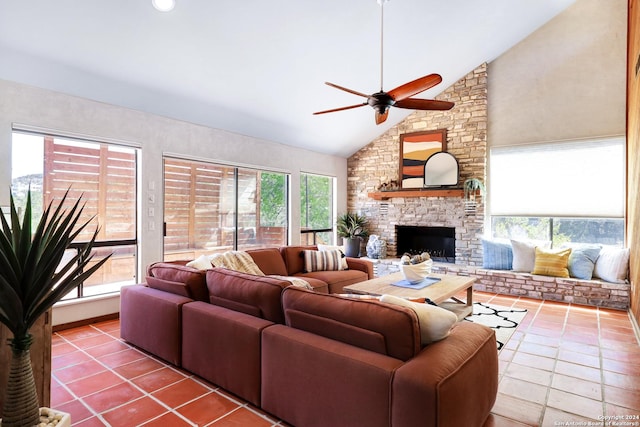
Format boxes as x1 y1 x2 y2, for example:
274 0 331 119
51 292 640 426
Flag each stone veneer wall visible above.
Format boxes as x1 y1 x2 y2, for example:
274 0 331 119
347 63 487 266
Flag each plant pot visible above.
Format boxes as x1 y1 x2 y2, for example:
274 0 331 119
343 238 361 258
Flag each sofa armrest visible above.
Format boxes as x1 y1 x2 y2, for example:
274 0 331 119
120 284 193 366
391 322 498 427
346 257 374 279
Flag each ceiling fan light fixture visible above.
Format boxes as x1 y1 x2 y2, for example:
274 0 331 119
313 0 454 124
152 0 175 12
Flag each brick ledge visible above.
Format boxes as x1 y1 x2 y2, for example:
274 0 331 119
430 263 630 310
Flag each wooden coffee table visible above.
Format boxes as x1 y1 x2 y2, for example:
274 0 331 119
343 272 475 320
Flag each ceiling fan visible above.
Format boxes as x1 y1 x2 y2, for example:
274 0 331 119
313 0 454 125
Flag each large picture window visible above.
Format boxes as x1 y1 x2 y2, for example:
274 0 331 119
489 137 625 246
163 157 288 260
11 130 139 299
300 173 335 245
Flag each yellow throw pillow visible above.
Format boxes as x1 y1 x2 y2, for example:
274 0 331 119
532 247 572 278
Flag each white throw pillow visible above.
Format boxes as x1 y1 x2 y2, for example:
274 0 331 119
380 294 457 345
186 254 213 270
318 244 346 253
510 240 537 272
593 246 629 283
511 239 551 272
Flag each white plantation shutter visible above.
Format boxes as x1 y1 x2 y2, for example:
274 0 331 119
489 137 625 217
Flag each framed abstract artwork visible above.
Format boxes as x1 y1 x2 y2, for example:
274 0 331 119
399 129 447 188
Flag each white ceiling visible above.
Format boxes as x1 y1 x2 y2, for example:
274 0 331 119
0 0 576 157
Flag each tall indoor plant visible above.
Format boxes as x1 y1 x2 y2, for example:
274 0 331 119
0 190 109 426
336 212 369 258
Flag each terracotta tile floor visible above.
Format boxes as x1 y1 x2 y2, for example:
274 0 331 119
51 292 640 426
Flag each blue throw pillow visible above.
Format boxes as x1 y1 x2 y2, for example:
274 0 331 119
563 244 602 280
482 238 513 270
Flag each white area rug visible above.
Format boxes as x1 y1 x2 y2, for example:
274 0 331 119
464 302 528 350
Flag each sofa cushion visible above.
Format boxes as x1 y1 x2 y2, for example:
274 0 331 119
563 244 602 280
206 268 291 323
302 249 347 272
593 246 630 283
280 245 317 275
531 247 571 278
146 276 191 298
481 238 513 270
294 269 369 294
146 262 209 302
379 294 457 345
247 248 288 276
281 287 421 361
186 254 213 270
511 239 551 272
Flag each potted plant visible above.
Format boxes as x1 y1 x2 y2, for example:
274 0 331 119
463 178 486 214
463 177 486 202
336 212 369 258
0 190 110 427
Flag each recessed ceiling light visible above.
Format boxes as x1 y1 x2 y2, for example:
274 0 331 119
152 0 175 12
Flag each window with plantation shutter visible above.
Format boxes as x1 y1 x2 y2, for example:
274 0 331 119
11 129 139 299
163 157 288 260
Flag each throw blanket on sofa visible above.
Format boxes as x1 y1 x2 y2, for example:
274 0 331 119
209 251 312 290
210 251 265 276
269 275 313 290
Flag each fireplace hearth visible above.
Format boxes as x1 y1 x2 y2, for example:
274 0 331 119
396 225 455 263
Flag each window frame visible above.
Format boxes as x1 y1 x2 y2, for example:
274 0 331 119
10 127 141 300
488 137 627 246
162 155 290 259
300 172 336 246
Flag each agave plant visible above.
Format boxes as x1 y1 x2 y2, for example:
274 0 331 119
336 212 369 258
336 212 369 240
0 190 110 426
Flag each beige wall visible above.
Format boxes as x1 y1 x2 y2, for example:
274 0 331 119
488 0 627 147
0 79 348 324
627 0 640 323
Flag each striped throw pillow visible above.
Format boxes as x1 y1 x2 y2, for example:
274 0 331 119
303 249 347 273
532 247 572 278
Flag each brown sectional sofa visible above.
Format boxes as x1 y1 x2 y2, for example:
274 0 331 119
120 245 498 427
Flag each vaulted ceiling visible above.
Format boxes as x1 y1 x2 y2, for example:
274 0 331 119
0 0 575 157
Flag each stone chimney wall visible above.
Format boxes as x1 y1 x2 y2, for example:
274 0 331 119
346 63 488 266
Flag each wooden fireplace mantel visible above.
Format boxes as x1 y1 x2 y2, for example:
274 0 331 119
368 188 464 200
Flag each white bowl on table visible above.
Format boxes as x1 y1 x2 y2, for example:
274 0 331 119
400 259 433 284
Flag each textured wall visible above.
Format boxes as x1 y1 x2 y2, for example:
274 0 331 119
488 0 627 147
347 64 487 266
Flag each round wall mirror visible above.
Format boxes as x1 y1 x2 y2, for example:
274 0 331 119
423 152 459 187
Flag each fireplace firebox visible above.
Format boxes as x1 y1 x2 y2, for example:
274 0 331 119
396 225 455 263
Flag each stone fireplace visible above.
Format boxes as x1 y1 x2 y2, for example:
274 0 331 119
346 64 487 266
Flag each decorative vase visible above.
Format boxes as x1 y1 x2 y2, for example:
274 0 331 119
343 238 361 258
366 235 387 259
400 259 434 284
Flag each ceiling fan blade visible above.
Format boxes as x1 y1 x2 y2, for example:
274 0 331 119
395 98 455 111
375 110 389 125
325 82 370 98
388 74 443 101
313 103 367 115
